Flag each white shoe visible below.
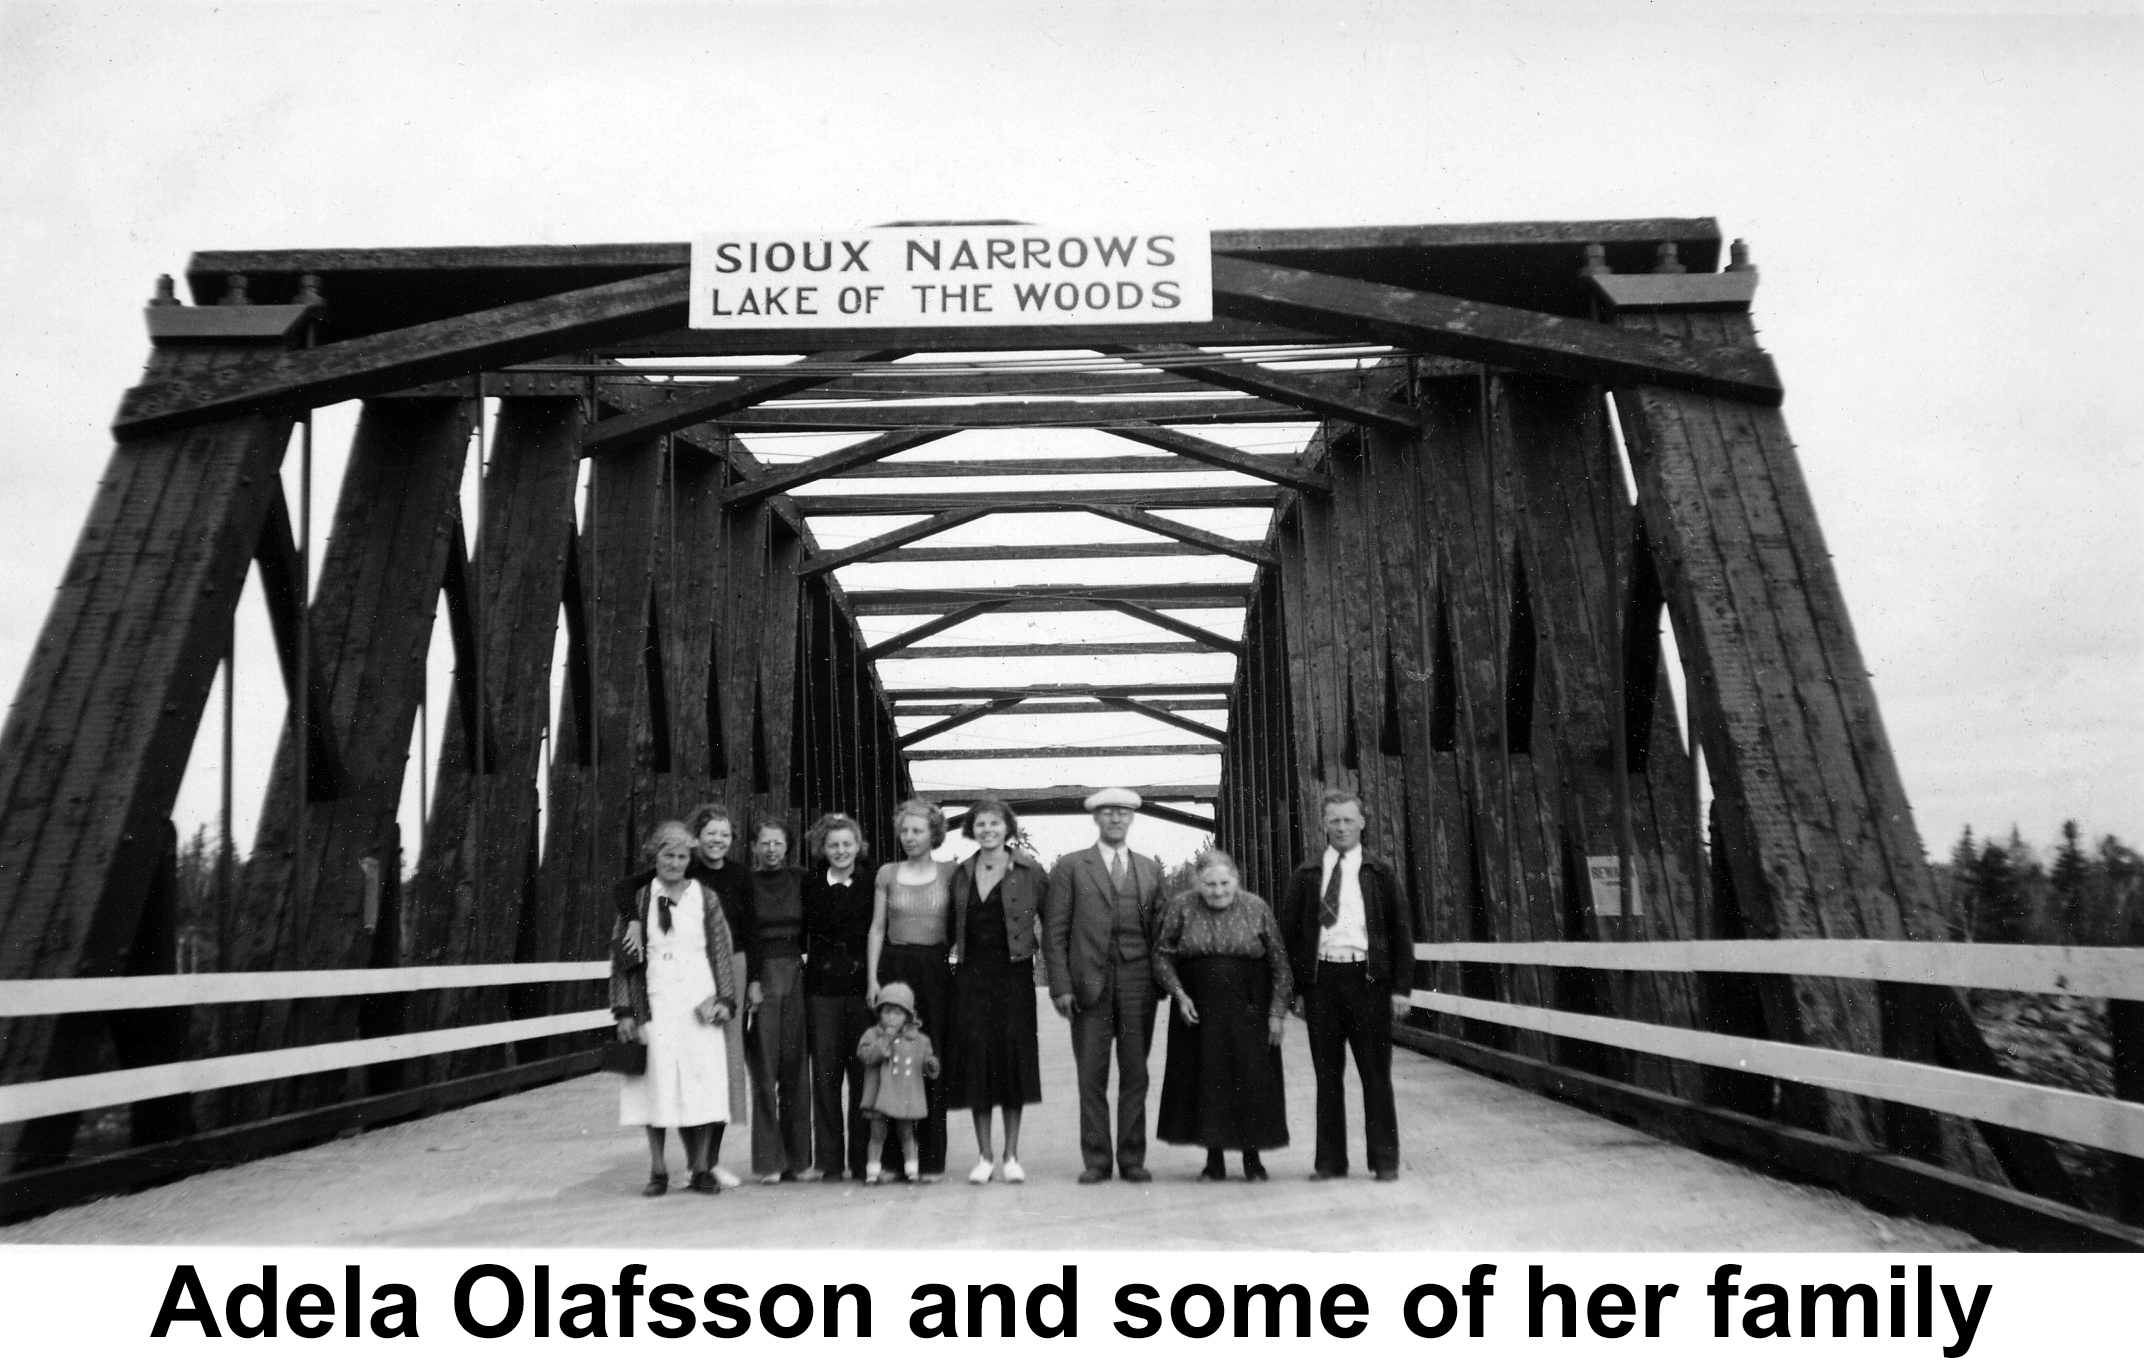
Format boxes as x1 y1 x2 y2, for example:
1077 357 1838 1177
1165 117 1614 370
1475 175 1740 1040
1002 1157 1025 1184
758 1173 783 1186
967 1158 995 1185
713 1167 742 1189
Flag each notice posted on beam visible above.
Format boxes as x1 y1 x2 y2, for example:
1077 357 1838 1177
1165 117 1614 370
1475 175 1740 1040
687 227 1213 328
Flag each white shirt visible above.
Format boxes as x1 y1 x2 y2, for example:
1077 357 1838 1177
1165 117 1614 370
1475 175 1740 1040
1318 844 1369 958
1097 841 1131 879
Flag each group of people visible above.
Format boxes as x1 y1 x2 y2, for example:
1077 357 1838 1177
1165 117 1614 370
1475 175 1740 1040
606 784 1413 1195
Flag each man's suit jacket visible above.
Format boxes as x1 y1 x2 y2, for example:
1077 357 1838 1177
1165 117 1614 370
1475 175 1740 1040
1043 844 1166 1009
1279 849 1415 994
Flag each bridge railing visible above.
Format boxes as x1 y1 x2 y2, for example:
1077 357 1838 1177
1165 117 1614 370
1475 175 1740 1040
0 962 612 1127
1410 940 2144 1159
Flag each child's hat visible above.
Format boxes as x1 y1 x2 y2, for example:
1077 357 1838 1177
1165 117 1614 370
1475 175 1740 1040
876 981 917 1020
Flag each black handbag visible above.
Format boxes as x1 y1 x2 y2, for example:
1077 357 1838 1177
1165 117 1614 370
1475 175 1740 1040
600 1038 647 1076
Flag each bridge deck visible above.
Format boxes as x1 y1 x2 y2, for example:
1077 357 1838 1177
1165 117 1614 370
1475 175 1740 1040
2 1011 1984 1250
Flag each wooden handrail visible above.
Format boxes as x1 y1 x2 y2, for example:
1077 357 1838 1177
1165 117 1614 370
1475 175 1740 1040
0 960 610 1016
1413 939 2144 1001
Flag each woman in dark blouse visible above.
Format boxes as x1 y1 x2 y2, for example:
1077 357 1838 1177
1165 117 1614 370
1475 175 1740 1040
1153 848 1294 1181
800 812 877 1181
738 815 813 1183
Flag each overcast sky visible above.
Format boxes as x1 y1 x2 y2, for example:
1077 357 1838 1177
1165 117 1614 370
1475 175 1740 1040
1 1 2137 871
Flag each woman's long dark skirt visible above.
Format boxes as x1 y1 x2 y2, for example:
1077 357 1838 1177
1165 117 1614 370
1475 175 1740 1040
877 941 951 1175
1156 955 1289 1151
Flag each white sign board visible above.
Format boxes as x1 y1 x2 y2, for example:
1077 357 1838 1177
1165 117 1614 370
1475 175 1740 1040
687 226 1212 329
1586 855 1643 917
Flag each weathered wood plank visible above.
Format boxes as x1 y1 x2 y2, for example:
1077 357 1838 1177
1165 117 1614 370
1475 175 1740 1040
0 357 295 1163
406 398 583 1067
712 398 1304 431
1100 344 1419 434
223 398 474 1116
844 583 1249 614
114 271 691 436
720 429 953 506
1213 257 1783 405
796 486 1280 516
582 350 902 457
1098 423 1331 493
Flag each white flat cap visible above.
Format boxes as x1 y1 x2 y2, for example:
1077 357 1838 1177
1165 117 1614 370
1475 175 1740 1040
1084 786 1143 811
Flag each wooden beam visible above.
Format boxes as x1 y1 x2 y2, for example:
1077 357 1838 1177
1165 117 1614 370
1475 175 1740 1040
896 697 1225 717
845 583 1249 615
878 541 1225 563
720 429 953 507
1211 256 1784 405
1083 503 1277 565
908 743 1222 761
885 640 1219 660
582 348 904 456
931 782 1218 804
1094 597 1243 654
436 517 499 772
800 506 993 577
708 398 1303 431
1102 343 1418 434
796 486 1279 516
1095 694 1229 743
862 599 1017 662
603 320 1322 357
886 683 1231 700
1100 423 1331 493
251 491 344 799
780 369 1217 400
894 696 1025 750
824 454 1301 479
114 270 691 436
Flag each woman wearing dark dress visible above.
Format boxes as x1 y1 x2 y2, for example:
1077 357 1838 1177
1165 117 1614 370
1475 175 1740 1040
867 798 958 1181
945 798 1046 1186
1153 848 1294 1181
615 802 758 1188
800 812 877 1181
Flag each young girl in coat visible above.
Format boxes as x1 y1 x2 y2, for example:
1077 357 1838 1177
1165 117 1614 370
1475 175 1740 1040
856 981 940 1185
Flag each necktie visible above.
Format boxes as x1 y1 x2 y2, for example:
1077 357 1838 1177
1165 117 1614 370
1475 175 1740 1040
656 894 676 935
1109 850 1129 889
1320 860 1344 928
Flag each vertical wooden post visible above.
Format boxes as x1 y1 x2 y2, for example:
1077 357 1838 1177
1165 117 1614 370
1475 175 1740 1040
407 396 583 1072
226 396 474 1117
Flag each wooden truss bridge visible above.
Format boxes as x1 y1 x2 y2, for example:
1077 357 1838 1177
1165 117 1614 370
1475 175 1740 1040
0 219 2139 1245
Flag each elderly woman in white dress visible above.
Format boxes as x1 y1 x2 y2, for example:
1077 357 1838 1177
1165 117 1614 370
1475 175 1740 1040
611 820 741 1196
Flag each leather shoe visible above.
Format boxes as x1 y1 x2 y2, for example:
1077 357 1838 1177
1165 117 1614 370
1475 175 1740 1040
642 1172 670 1197
1120 1167 1152 1183
1374 1169 1399 1182
688 1170 720 1194
1078 1167 1111 1184
1309 1169 1344 1181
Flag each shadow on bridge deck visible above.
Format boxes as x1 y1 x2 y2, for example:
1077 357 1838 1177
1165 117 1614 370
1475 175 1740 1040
1 999 1987 1251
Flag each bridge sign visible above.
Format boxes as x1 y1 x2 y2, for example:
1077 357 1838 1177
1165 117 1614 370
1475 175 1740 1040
688 226 1212 329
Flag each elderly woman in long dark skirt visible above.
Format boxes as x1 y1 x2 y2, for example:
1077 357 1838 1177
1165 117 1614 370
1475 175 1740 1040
1153 848 1294 1182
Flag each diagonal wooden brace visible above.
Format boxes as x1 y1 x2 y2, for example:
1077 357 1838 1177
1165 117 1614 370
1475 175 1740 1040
722 428 955 507
1083 503 1277 566
581 349 906 455
1101 422 1331 494
1211 255 1783 405
115 269 693 436
1101 342 1420 434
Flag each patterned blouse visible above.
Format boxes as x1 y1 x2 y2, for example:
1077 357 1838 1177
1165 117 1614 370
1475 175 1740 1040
1151 888 1295 1019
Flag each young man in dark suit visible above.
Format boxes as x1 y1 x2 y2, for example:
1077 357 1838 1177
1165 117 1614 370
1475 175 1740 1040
1281 788 1415 1181
1042 786 1167 1183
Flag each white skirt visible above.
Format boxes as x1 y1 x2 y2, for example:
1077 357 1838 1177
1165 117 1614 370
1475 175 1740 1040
619 895 732 1128
619 1009 732 1128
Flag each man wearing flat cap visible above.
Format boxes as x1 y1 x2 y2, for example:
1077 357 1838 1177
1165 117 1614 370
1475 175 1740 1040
1043 787 1167 1183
